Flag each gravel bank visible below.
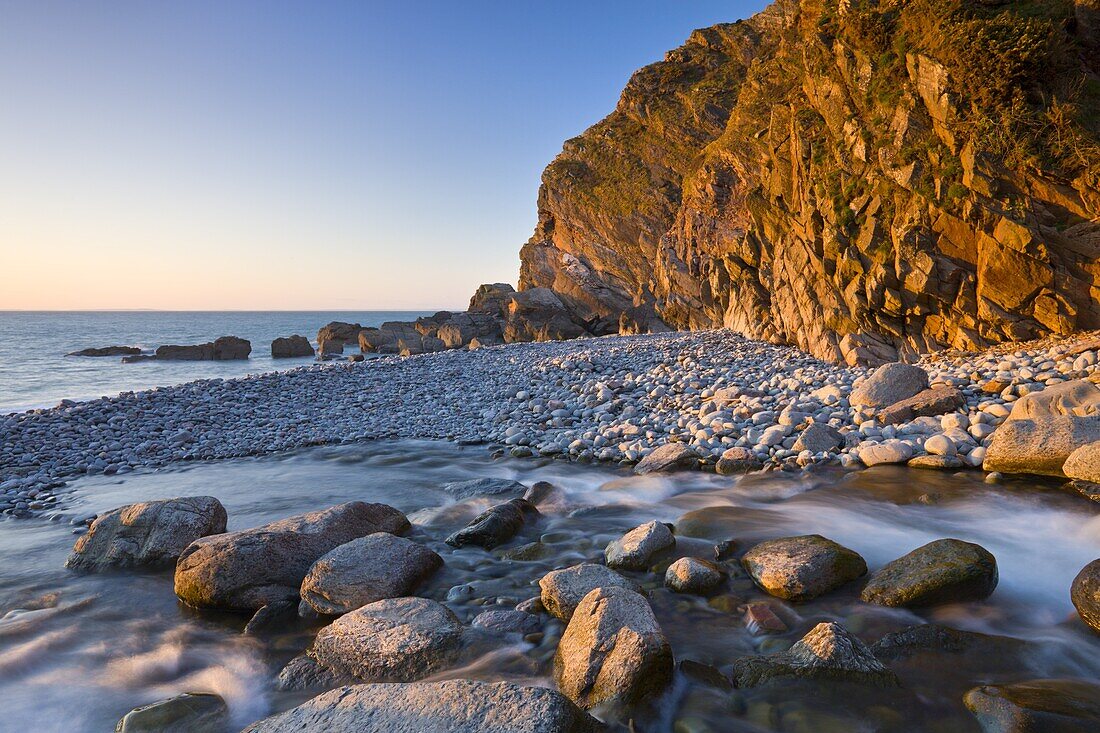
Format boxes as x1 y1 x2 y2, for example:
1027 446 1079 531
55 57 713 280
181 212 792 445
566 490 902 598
2 329 1099 518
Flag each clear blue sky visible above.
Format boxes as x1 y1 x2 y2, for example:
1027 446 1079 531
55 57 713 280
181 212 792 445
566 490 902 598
0 1 767 310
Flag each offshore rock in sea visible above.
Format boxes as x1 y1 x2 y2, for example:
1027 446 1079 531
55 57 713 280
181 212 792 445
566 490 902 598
66 345 141 357
174 501 409 611
445 498 539 550
316 321 363 355
733 622 898 688
299 533 442 615
861 539 998 607
742 535 867 601
66 496 226 571
271 334 314 358
155 335 251 361
243 679 602 733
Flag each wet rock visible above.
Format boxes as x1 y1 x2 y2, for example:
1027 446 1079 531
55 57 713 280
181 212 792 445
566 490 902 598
861 539 998 607
442 477 527 499
878 387 966 425
1064 442 1100 483
174 502 409 611
733 622 898 688
634 442 695 474
555 586 673 711
244 599 299 635
271 335 315 358
871 624 1031 664
243 679 602 732
605 520 675 570
850 363 929 410
1067 480 1100 503
445 498 539 550
743 601 787 635
908 454 964 470
300 533 443 615
66 496 227 571
664 556 724 594
115 692 228 733
715 446 763 474
278 597 464 690
1071 559 1100 633
156 336 251 361
472 609 541 635
67 345 141 357
677 659 732 690
964 679 1100 732
792 423 844 453
742 535 867 601
539 562 638 620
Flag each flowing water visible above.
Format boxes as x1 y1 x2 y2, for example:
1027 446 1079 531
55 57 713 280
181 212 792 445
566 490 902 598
0 310 434 413
1 440 1098 732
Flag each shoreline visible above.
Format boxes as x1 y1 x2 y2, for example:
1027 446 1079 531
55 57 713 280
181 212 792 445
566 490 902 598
2 328 1099 518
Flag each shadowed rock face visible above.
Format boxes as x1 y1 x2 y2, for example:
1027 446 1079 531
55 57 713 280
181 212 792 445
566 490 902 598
518 0 1100 365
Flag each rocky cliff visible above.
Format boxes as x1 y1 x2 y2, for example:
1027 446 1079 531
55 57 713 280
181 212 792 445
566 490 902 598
520 0 1100 364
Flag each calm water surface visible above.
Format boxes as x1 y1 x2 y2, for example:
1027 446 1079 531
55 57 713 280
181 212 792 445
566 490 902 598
1 441 1098 732
0 311 436 413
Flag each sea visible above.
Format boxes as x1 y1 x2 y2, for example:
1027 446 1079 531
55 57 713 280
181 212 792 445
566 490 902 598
0 310 434 414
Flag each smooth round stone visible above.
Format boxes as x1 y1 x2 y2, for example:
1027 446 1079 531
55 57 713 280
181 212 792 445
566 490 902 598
741 535 867 602
665 557 724 595
1071 559 1100 634
861 539 998 607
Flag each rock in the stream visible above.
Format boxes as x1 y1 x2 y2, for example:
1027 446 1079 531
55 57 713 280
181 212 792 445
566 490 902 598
634 443 695 474
741 535 867 601
964 679 1100 732
861 539 998 607
68 345 141 357
442 477 527 499
243 679 602 733
1064 442 1100 484
733 622 898 688
850 363 928 410
300 533 443 615
174 502 409 611
714 446 763 474
115 692 228 733
604 520 675 570
908 454 965 470
66 496 226 571
792 423 844 453
244 599 299 636
539 563 638 621
278 597 464 690
445 498 538 550
664 557 724 595
271 335 315 358
472 609 541 636
555 586 673 711
1071 559 1100 634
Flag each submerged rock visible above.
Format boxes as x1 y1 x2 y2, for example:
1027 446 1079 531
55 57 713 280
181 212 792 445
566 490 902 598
471 609 541 636
555 586 673 711
243 599 299 636
634 443 695 474
861 539 998 607
733 622 898 688
604 520 675 570
243 679 602 732
174 502 409 611
66 496 226 571
445 498 538 550
741 535 867 601
665 556 725 595
1071 559 1100 634
964 679 1100 732
539 562 638 621
442 477 527 500
115 692 228 733
300 533 442 615
278 597 464 690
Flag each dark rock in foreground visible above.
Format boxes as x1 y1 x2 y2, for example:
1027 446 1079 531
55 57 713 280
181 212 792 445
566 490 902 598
116 692 228 733
861 539 998 607
66 496 226 571
733 622 898 688
174 501 409 611
445 498 538 550
243 679 602 732
964 679 1100 732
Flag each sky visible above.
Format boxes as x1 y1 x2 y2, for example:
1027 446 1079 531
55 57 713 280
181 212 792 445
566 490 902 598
0 1 767 311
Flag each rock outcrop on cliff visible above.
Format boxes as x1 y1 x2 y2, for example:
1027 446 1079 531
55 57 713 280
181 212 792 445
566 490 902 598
519 0 1100 364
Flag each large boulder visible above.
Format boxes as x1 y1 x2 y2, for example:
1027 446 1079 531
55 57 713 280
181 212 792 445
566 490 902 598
861 539 998 607
850 363 929 410
242 679 602 733
445 498 538 550
66 496 226 571
539 563 638 621
468 282 517 315
174 502 409 611
984 416 1100 476
554 586 673 711
1071 559 1100 634
502 288 587 343
272 335 314 358
317 322 363 355
300 533 443 616
115 692 228 733
733 622 898 687
278 597 464 689
604 520 675 570
964 679 1100 732
634 443 695 474
1064 442 1100 483
1007 380 1100 419
742 535 867 601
